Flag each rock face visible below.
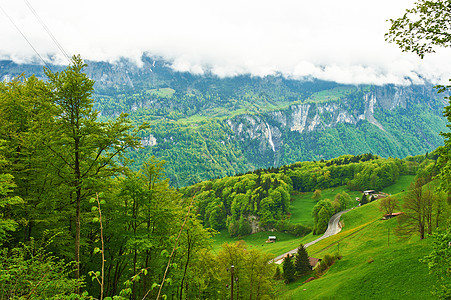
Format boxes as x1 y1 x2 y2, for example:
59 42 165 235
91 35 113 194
226 85 445 166
141 134 157 147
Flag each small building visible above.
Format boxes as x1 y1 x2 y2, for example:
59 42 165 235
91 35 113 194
308 257 322 269
382 212 404 220
268 236 277 243
363 190 376 195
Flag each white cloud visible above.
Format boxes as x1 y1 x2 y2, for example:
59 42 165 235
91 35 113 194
1 0 451 84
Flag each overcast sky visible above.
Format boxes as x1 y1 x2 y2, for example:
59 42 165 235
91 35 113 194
1 0 451 85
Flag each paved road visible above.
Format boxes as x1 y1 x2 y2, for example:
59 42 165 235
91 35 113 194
271 208 352 264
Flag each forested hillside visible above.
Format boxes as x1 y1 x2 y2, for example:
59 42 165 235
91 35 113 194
0 56 447 187
181 152 437 237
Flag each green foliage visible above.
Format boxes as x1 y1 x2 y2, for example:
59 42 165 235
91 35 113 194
312 200 334 235
395 177 438 240
0 148 23 242
274 266 282 280
282 254 295 283
420 225 451 299
0 239 83 299
385 0 451 58
312 189 322 200
294 244 311 276
183 154 420 237
214 241 276 299
379 196 399 216
183 172 292 234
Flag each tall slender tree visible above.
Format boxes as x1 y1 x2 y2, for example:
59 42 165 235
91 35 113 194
41 55 145 281
282 254 295 283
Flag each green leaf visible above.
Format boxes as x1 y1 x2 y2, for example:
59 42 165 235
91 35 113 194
160 249 169 257
151 282 160 290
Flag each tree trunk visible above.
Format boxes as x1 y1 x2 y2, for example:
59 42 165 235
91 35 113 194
180 230 192 300
75 137 81 284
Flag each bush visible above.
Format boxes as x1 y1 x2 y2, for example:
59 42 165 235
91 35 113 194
0 241 83 299
322 254 335 268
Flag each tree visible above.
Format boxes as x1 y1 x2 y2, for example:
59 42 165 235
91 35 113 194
294 244 311 276
396 177 435 239
0 238 83 299
385 0 451 58
379 197 399 216
312 189 322 200
312 199 334 234
0 142 23 243
420 225 451 299
41 55 145 281
386 0 451 204
282 254 295 283
215 241 275 299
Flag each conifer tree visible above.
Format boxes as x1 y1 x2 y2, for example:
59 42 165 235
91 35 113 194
282 254 295 283
294 244 311 276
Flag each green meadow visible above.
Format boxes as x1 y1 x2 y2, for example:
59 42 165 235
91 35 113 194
278 176 440 299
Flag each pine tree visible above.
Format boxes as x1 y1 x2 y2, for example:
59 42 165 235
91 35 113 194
282 254 295 283
294 244 311 276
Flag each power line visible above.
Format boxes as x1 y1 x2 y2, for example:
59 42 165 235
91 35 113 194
0 3 52 70
24 0 72 63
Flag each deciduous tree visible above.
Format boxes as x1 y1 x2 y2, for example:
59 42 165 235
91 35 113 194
396 177 435 239
41 55 145 281
379 196 399 216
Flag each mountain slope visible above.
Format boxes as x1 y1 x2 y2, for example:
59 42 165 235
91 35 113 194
0 57 447 187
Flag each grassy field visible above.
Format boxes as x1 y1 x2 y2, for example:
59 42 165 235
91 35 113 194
289 186 362 226
278 180 440 299
209 230 318 257
148 87 175 97
381 175 415 195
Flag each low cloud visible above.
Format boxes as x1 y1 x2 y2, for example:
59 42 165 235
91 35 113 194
1 0 450 85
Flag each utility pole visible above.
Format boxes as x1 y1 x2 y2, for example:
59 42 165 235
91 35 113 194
231 265 234 300
387 228 390 247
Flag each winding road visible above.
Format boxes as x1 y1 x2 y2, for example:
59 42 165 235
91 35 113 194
272 208 352 264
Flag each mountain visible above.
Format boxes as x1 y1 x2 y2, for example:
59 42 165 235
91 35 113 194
0 56 448 187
